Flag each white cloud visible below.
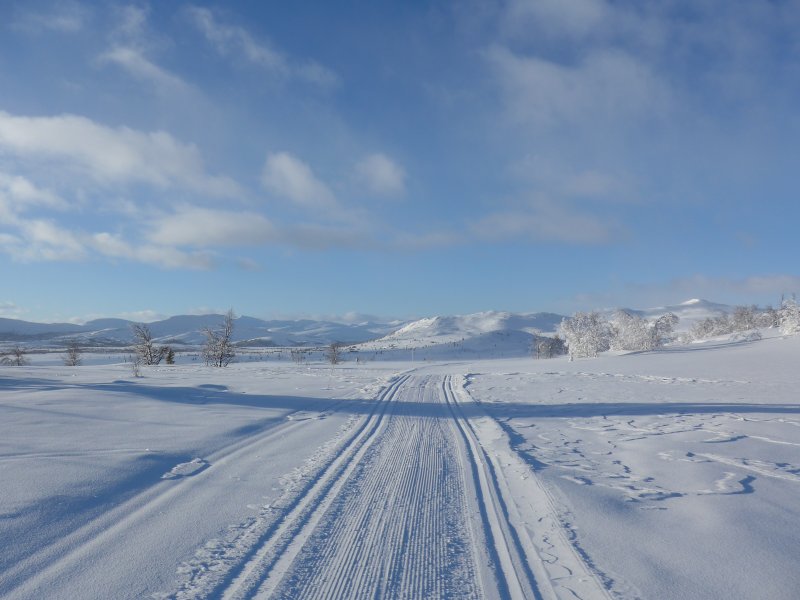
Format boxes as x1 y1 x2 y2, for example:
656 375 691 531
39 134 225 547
486 45 669 129
0 172 68 223
355 153 406 196
0 218 86 262
147 206 276 247
0 301 27 319
261 152 337 209
89 232 213 269
185 6 338 87
0 110 240 196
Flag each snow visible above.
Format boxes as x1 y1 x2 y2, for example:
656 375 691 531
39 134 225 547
2 332 799 599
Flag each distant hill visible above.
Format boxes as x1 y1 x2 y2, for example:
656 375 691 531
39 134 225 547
0 300 735 352
607 298 733 331
0 314 407 347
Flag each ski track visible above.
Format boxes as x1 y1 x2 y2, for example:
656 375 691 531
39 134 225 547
6 372 611 600
1 389 363 600
162 373 610 600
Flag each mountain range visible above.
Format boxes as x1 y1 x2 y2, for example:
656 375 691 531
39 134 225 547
0 299 733 349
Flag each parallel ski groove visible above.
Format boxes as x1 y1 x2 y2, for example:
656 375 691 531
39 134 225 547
443 375 544 600
265 376 480 599
215 374 412 600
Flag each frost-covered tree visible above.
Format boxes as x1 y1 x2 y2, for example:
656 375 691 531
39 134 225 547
131 323 167 366
609 311 652 351
203 309 236 367
63 340 82 366
651 312 679 348
325 342 343 365
757 306 780 328
731 305 758 331
560 312 611 358
691 317 716 340
609 311 678 351
1 345 30 366
780 299 800 335
536 335 567 359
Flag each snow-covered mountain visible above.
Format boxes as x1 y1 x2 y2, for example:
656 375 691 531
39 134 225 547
0 314 406 347
354 311 565 360
0 300 736 350
611 298 733 331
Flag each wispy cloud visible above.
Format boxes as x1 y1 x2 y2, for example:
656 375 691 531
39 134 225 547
185 5 339 87
485 45 669 129
12 1 90 33
354 153 406 196
474 199 622 245
570 274 800 311
0 301 27 319
97 4 191 95
99 46 189 93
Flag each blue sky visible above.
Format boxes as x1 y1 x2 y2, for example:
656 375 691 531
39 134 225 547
1 0 799 323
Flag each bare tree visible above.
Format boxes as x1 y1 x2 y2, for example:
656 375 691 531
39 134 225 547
325 342 342 365
1 345 30 366
131 323 167 365
203 309 236 367
63 340 83 366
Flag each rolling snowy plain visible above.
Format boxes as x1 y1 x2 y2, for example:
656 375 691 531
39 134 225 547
2 330 799 599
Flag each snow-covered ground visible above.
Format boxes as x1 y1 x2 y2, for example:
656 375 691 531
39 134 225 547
2 332 799 599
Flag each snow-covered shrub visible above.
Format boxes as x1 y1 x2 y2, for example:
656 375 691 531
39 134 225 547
560 312 611 358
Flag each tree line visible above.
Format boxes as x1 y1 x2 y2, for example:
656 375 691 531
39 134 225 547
550 298 800 360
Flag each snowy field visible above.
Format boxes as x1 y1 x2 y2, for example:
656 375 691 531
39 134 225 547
2 334 800 599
